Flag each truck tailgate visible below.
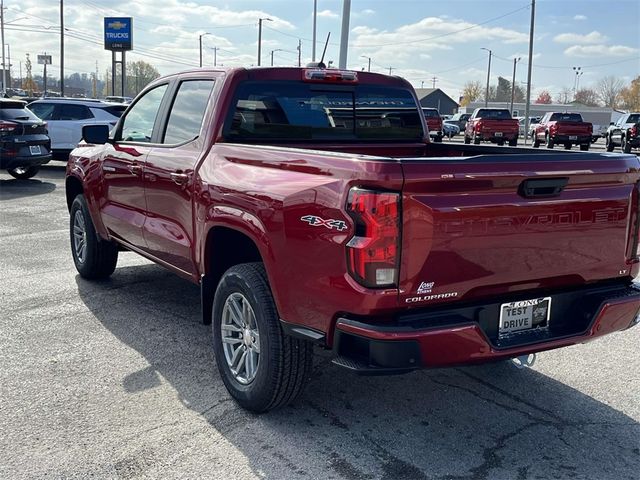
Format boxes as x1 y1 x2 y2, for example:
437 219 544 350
555 122 592 135
399 153 640 306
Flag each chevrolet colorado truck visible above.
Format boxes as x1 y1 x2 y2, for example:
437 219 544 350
532 112 593 151
66 67 640 412
606 112 640 153
463 108 519 146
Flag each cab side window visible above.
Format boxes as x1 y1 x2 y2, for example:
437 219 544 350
162 80 215 145
120 84 169 143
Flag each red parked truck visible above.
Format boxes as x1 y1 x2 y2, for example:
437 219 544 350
464 108 519 146
422 108 443 142
532 112 593 150
66 67 640 412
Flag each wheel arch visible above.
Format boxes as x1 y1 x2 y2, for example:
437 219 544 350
65 175 84 212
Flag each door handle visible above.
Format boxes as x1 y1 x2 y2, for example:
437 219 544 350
128 164 143 176
170 172 189 185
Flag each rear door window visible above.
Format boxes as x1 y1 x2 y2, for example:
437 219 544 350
162 80 215 144
28 103 57 120
627 114 640 124
225 81 422 142
59 104 93 120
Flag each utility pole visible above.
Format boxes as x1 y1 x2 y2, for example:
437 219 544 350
482 47 492 107
257 18 272 66
297 39 301 67
43 52 48 96
510 57 521 115
312 0 317 62
211 47 218 66
1 0 6 92
421 81 424 88
523 0 535 145
199 32 211 67
360 55 371 72
60 0 64 96
338 0 351 69
388 66 393 75
431 76 438 88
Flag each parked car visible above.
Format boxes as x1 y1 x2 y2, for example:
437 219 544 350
605 113 640 153
532 112 592 150
517 116 540 137
443 122 459 138
0 99 51 179
464 108 519 146
66 67 640 412
28 98 127 160
422 108 443 142
446 112 471 132
104 95 133 104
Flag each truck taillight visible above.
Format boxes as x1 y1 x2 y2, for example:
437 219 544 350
631 125 638 138
346 188 400 288
475 121 483 133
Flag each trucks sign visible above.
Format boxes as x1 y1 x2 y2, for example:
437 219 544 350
104 17 132 51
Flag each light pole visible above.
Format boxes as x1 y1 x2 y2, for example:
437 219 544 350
257 18 272 66
60 0 64 96
312 0 317 62
523 0 536 145
199 32 212 67
572 66 583 97
360 55 371 72
270 49 283 66
1 0 5 92
481 47 492 107
338 0 352 69
510 57 521 115
210 47 219 67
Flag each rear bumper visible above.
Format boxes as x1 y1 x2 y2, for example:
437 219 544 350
479 133 518 141
1 154 52 170
332 282 640 374
552 134 591 144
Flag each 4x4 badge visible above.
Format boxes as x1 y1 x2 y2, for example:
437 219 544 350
300 215 348 231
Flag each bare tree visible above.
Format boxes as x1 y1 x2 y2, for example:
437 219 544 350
596 76 625 108
574 88 600 107
555 87 573 104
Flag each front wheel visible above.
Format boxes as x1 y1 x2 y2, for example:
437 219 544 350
434 135 443 143
622 136 632 153
464 135 470 144
605 135 615 152
8 166 39 179
532 135 540 148
70 195 118 279
508 138 518 147
545 133 554 149
212 263 312 412
473 133 481 145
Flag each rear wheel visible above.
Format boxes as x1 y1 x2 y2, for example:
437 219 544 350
579 143 590 151
545 133 554 149
564 143 572 150
622 135 632 153
532 134 540 148
7 166 39 179
464 135 470 144
473 132 481 145
212 263 312 412
70 195 118 279
605 134 615 152
434 135 443 143
508 138 518 147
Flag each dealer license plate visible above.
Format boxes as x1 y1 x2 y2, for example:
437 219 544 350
29 145 42 155
495 132 503 137
499 297 551 336
569 135 577 140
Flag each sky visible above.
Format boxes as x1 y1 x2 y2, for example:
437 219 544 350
2 0 639 101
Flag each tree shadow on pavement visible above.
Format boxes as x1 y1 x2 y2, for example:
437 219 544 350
76 263 640 480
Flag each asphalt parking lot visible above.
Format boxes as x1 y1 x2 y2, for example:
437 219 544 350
1 162 639 480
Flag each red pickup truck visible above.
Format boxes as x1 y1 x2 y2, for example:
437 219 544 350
532 112 593 150
464 108 519 146
66 67 640 412
422 108 443 142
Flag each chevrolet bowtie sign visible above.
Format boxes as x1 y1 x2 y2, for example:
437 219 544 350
104 17 133 51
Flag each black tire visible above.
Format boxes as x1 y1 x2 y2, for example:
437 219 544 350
70 195 118 279
464 135 470 144
473 132 481 145
533 135 540 148
605 134 615 152
622 135 632 153
434 135 443 143
508 138 518 147
497 140 504 146
545 133 554 149
7 166 40 179
564 143 572 150
212 263 312 413
579 143 590 151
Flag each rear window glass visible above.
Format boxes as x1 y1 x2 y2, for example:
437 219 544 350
0 101 27 109
549 113 583 122
0 108 40 121
102 105 127 118
422 109 440 118
225 81 423 142
475 109 512 119
627 114 640 124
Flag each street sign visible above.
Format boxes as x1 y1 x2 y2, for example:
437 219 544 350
37 55 52 65
104 17 133 51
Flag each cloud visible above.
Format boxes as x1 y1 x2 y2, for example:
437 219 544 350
317 9 338 19
352 26 377 35
553 31 608 44
564 44 639 57
573 14 587 21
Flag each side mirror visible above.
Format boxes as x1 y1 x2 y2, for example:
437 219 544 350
609 122 615 126
82 124 110 144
